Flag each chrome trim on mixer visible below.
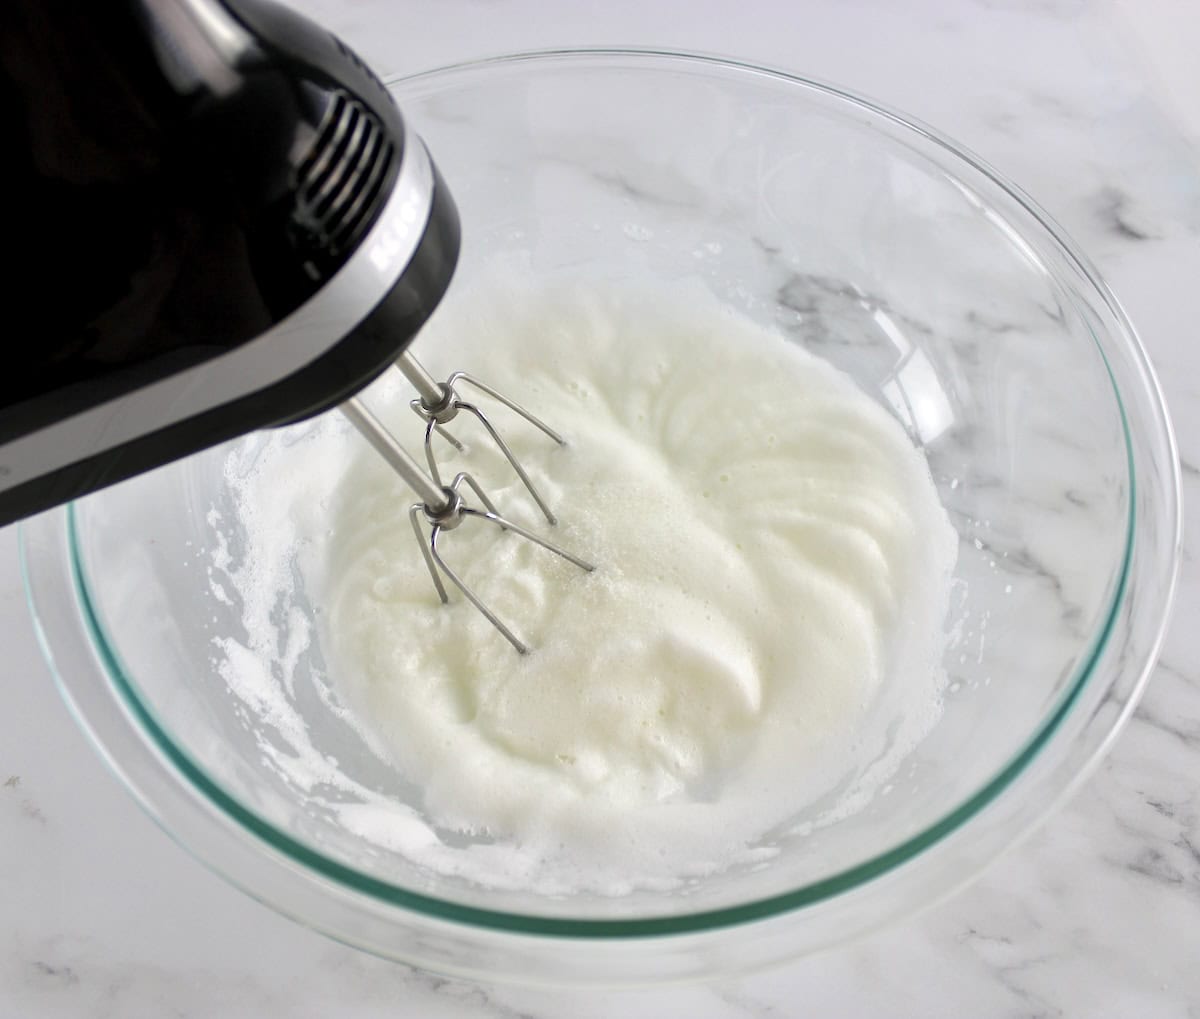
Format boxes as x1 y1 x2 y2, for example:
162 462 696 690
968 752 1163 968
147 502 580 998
0 129 436 493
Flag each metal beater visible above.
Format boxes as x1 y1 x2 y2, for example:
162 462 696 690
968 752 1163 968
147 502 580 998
394 351 566 525
339 391 593 654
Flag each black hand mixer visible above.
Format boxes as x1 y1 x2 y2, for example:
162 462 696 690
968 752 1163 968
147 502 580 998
0 0 591 650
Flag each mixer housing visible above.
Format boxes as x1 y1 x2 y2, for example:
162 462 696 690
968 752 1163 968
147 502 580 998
0 0 459 525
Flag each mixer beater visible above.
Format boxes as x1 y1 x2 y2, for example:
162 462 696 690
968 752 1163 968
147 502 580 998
339 388 593 654
394 351 566 525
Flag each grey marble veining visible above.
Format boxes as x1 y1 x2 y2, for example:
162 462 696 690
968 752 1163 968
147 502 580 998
3 1 1200 1016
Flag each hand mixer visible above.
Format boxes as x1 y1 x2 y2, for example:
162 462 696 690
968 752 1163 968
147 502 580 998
0 0 591 650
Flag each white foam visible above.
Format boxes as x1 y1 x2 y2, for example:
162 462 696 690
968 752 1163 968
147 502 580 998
214 269 957 894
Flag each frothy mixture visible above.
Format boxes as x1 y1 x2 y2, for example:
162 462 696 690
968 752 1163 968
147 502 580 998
215 272 957 893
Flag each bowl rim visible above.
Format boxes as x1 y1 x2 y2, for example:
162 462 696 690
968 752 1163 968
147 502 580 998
24 47 1182 942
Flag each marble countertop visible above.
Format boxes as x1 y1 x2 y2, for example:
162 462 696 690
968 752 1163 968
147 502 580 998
3 1 1198 1015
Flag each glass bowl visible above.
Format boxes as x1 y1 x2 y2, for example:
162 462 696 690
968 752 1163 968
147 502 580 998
20 50 1180 986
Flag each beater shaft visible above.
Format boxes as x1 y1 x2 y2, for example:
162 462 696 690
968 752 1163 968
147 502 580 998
396 350 447 410
340 397 448 510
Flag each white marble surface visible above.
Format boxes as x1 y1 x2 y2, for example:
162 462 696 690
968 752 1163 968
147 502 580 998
3 0 1200 1014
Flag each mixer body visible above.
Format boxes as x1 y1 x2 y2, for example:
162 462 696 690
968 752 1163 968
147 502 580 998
0 0 459 526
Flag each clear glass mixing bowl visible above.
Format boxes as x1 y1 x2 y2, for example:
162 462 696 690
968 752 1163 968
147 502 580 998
20 51 1181 985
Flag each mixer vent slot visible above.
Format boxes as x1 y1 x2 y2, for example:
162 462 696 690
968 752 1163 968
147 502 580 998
293 89 394 261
